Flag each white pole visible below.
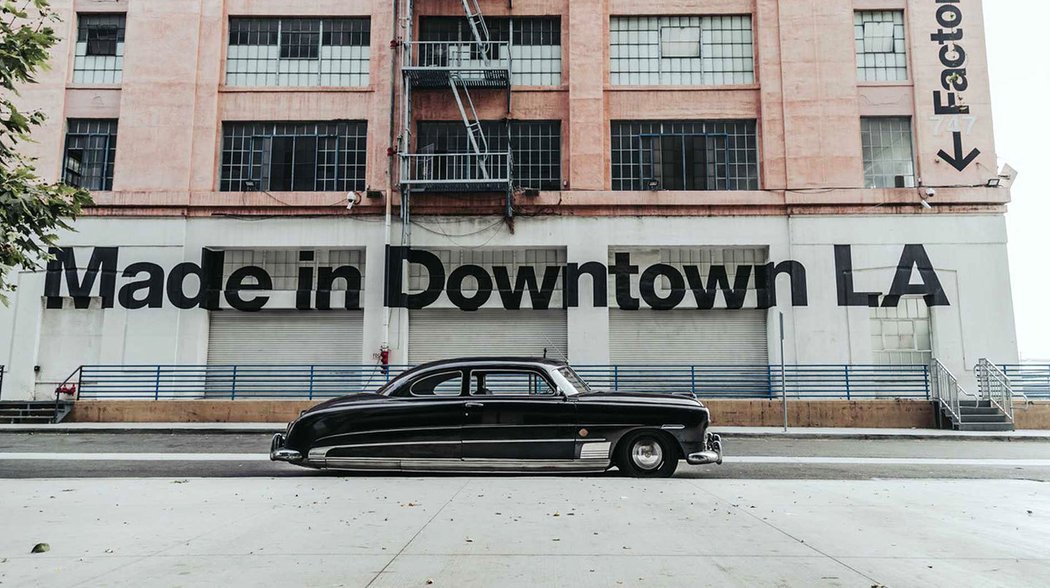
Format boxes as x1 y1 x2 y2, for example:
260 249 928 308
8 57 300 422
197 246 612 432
780 311 788 432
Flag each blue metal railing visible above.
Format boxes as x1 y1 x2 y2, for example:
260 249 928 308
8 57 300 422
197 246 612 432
575 364 930 400
76 365 413 400
72 363 933 401
1000 364 1050 399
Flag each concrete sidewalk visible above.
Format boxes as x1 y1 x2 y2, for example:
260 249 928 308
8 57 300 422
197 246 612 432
2 422 1049 441
2 477 1049 587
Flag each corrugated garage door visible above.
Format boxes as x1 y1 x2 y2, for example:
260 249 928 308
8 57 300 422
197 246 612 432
207 311 364 365
609 309 768 365
409 309 568 364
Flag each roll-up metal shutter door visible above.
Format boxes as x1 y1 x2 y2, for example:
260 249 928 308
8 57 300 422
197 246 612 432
609 309 768 365
408 309 568 364
207 311 364 365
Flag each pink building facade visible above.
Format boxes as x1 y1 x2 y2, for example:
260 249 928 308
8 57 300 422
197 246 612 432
0 0 1018 401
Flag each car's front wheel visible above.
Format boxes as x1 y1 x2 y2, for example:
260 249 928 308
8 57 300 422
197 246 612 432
616 431 678 478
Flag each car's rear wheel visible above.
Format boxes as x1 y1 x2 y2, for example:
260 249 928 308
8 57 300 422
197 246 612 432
616 431 678 478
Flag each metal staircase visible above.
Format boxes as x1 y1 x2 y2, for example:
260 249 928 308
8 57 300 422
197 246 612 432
931 358 1015 431
0 401 73 424
398 0 514 216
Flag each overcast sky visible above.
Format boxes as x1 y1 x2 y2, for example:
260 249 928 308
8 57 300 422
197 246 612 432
984 3 1050 361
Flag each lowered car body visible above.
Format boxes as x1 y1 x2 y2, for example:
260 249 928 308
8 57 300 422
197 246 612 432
270 358 723 477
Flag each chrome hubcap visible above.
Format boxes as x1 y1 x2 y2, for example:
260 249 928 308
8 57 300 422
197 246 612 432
631 439 663 470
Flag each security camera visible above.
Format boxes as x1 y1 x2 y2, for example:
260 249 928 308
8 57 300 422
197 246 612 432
924 188 937 198
346 191 362 211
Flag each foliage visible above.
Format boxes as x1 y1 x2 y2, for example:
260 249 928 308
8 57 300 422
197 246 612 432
1 0 94 304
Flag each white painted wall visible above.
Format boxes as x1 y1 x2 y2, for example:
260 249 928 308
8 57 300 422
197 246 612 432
0 214 1017 400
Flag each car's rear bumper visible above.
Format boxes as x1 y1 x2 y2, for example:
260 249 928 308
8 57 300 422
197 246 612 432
269 433 303 463
686 433 724 465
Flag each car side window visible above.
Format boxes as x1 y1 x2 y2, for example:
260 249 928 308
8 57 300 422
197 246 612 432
471 370 556 397
408 371 464 397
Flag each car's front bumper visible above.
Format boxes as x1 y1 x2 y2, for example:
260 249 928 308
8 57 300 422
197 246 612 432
686 433 724 465
269 433 303 463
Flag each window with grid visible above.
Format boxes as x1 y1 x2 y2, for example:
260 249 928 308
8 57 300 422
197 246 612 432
861 117 915 188
73 14 126 84
226 18 371 87
221 249 364 291
610 16 753 86
409 249 565 293
416 120 561 190
63 119 118 191
871 298 932 365
611 120 758 191
220 122 367 192
608 247 768 298
419 17 561 86
855 11 907 82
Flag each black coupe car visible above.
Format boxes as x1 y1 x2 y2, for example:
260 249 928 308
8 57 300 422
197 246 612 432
270 358 723 477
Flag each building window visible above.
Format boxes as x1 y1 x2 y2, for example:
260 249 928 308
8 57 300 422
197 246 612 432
419 17 561 86
63 119 118 191
855 11 907 82
410 248 565 293
611 120 758 191
73 14 126 84
219 122 367 192
611 16 754 86
226 18 371 87
416 120 562 190
871 299 932 365
861 117 915 188
222 249 364 291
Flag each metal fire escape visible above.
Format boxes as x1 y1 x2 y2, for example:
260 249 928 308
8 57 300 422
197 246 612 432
398 0 514 220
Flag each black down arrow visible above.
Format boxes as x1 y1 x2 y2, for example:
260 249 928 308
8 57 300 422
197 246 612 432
938 131 981 172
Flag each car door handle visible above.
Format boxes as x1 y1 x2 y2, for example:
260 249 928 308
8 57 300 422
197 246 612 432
464 402 484 408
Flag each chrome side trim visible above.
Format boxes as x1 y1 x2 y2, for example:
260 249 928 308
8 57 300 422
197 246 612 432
322 456 610 473
660 424 686 430
463 439 572 444
580 441 612 460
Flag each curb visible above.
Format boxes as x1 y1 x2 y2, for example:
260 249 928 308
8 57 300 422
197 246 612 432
2 424 1049 442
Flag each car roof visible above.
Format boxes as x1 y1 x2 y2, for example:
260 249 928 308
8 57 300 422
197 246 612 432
413 357 568 370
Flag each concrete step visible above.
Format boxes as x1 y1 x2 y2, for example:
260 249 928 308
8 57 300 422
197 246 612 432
959 400 993 408
958 422 1015 432
959 407 1002 416
0 408 55 417
0 415 54 424
960 414 1011 424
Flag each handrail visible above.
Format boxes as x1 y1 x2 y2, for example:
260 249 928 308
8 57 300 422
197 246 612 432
999 364 1049 400
403 40 511 70
70 363 933 401
52 365 84 423
977 359 1014 422
400 151 513 186
929 359 979 426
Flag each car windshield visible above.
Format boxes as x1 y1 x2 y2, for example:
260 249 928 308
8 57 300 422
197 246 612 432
558 366 592 394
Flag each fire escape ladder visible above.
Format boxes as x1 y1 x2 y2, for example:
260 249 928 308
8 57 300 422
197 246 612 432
461 0 493 59
449 75 492 180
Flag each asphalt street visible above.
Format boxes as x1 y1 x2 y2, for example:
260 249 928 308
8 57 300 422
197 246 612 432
2 433 1049 587
2 433 1050 480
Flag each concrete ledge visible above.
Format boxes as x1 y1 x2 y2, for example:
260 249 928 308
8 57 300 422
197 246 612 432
706 399 937 429
60 399 1050 430
63 398 932 428
68 400 319 424
1015 401 1050 429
